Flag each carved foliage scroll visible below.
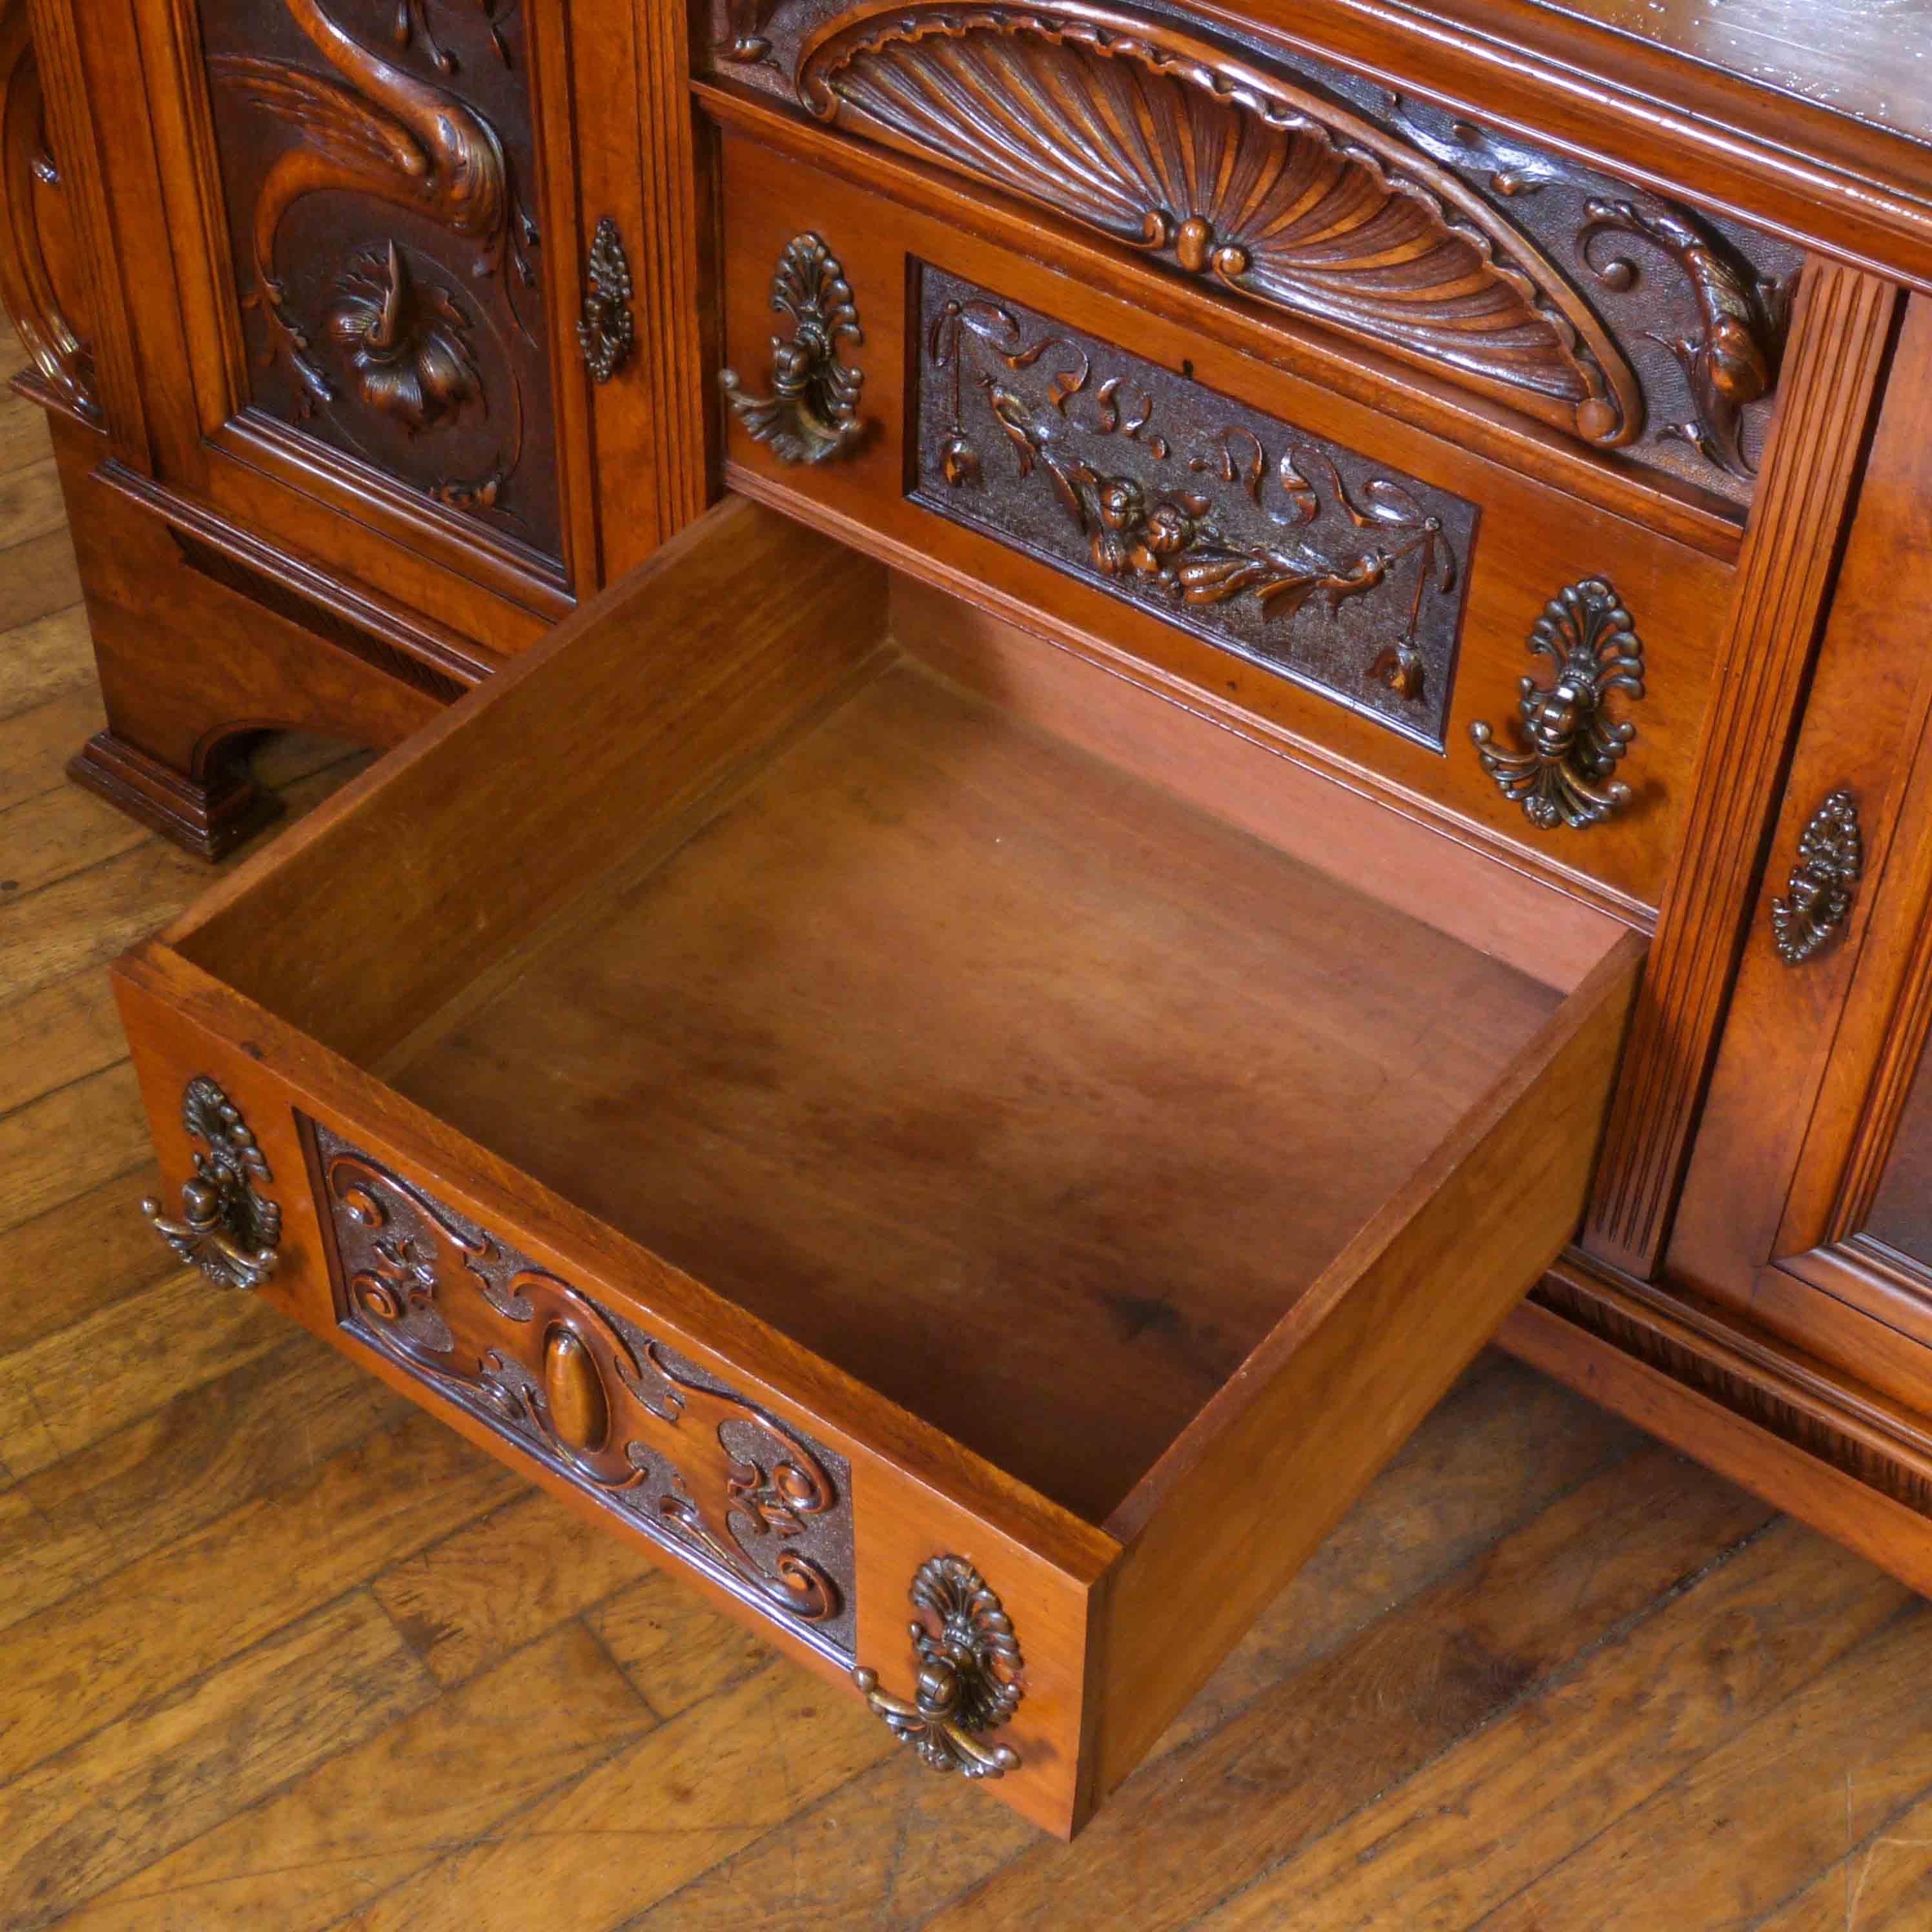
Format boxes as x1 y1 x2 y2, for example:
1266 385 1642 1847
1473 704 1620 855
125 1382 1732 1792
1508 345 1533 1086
311 1124 859 1659
199 0 561 559
779 1 1800 502
0 2 97 420
915 265 1475 746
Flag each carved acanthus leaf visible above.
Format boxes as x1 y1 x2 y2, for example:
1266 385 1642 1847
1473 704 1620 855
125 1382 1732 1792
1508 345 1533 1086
799 3 1643 449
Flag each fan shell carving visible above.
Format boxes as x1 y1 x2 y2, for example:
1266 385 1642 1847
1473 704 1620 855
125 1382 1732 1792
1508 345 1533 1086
797 3 1643 449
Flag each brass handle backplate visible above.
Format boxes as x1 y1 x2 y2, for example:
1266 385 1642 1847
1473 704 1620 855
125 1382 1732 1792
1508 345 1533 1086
1773 790 1863 966
853 1554 1023 1779
720 232 865 465
1471 577 1646 830
577 216 635 385
141 1076 282 1291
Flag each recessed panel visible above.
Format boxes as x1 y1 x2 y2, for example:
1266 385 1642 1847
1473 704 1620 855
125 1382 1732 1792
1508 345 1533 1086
910 265 1479 748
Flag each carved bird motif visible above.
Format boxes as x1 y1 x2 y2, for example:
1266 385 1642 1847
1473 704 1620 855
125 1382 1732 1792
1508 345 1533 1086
211 0 534 407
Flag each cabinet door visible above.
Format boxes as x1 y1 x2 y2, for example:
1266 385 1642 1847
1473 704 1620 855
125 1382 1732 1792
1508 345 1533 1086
1670 294 1932 1410
125 0 706 638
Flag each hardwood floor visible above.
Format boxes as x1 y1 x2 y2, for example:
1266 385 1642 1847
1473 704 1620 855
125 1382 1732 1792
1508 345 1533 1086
7 337 1932 1931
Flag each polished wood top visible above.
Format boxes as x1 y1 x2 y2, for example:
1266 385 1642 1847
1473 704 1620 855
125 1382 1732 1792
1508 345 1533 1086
1536 0 1932 147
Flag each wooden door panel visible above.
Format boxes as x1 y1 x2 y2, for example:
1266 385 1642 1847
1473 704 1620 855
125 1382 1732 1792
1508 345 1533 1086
192 0 566 569
1670 292 1932 1392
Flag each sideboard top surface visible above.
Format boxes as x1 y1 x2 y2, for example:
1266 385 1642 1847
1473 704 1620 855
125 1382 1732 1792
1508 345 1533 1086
1528 0 1932 147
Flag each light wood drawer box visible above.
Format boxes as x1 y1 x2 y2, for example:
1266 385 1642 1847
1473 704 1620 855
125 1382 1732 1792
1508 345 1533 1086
713 130 1736 923
118 497 1642 1836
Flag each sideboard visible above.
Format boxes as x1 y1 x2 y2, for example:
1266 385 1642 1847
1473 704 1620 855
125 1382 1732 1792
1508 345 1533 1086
11 0 1932 1838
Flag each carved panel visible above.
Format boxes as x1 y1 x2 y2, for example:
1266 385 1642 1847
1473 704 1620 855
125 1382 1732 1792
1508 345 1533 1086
914 265 1477 746
0 1 98 420
723 1 1804 506
198 0 562 560
310 1123 859 1660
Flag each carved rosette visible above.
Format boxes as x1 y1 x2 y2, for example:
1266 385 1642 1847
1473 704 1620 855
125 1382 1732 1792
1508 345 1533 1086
312 1125 858 1655
916 267 1475 745
323 240 482 432
141 1077 282 1292
854 1555 1025 1778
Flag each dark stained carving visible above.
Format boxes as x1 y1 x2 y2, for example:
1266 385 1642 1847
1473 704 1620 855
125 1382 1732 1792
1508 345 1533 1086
916 267 1475 745
201 0 560 557
1385 99 1575 200
741 6 1798 501
854 1555 1024 1778
576 215 635 384
799 3 1643 450
1471 578 1645 830
1773 790 1864 966
721 232 865 464
313 1125 858 1656
1579 200 1792 480
719 1 781 62
323 240 481 431
0 4 98 421
141 1077 282 1292
393 0 517 74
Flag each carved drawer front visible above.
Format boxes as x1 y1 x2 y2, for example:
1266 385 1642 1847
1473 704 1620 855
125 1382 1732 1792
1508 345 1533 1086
117 495 1648 1836
310 1123 859 1661
714 136 1734 916
194 0 564 563
704 0 1804 513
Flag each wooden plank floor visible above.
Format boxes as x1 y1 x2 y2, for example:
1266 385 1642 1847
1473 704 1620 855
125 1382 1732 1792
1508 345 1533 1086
8 339 1932 1932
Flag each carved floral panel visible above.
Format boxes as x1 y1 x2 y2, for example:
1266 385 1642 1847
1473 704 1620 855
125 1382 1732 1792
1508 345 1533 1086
914 264 1479 747
715 0 1805 508
197 0 562 562
310 1121 859 1662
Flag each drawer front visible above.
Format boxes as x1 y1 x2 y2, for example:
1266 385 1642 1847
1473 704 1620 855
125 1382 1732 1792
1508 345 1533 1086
714 131 1734 916
112 953 1108 1837
701 0 1805 519
310 1120 861 1662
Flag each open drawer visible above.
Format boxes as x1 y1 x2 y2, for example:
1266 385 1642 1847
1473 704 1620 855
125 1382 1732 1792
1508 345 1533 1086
115 497 1644 1837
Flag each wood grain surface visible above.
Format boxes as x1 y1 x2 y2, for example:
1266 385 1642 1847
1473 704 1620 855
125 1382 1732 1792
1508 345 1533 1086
13 320 1932 1920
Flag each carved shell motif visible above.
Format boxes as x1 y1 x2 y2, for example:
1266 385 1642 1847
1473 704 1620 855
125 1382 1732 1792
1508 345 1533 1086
797 3 1643 447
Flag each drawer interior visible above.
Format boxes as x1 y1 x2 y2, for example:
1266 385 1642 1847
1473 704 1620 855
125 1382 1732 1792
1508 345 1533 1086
166 495 1634 1536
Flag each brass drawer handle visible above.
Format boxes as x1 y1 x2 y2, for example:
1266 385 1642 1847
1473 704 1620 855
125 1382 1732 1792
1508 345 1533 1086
721 232 865 465
853 1555 1023 1778
141 1076 282 1291
1773 790 1863 965
577 216 635 385
1472 577 1646 830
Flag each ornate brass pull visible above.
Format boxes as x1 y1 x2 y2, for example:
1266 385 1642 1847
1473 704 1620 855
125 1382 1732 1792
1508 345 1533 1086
141 1076 282 1291
720 233 865 465
852 1555 1023 1779
1471 577 1646 830
1773 790 1863 966
577 217 635 385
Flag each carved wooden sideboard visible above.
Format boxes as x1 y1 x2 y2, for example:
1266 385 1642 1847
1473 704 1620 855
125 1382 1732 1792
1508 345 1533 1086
16 0 1932 1840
